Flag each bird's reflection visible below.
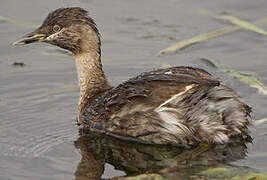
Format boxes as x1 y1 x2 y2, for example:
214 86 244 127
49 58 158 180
74 129 251 180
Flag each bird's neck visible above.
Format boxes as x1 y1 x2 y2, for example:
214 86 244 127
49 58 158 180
75 52 111 116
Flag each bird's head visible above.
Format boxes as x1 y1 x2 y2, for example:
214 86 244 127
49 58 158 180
13 7 101 55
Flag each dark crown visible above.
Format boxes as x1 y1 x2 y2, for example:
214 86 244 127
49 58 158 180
40 7 99 35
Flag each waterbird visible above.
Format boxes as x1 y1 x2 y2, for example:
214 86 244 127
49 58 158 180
13 7 252 146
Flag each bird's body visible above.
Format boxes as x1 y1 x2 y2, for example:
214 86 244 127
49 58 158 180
79 66 251 146
14 7 251 146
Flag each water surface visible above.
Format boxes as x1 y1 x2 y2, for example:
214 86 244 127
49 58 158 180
1 0 267 179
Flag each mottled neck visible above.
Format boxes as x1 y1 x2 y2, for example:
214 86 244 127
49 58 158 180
75 52 110 117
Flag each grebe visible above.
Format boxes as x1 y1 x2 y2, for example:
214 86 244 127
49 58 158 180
13 7 251 146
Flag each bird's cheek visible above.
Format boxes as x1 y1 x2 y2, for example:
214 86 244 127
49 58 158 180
46 28 66 43
46 33 59 42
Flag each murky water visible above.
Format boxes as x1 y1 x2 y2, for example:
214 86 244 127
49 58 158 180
1 0 267 179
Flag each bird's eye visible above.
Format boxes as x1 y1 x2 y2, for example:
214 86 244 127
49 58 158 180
53 25 61 32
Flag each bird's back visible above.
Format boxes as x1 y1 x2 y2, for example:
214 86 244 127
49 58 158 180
79 66 251 146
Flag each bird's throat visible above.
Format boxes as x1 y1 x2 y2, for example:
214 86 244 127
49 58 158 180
75 52 111 119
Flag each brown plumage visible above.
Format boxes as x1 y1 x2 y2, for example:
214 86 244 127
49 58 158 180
13 7 252 146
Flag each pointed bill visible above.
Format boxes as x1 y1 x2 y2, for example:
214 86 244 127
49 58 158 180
13 33 46 46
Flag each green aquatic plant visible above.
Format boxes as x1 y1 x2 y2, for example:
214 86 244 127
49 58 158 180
198 166 267 180
122 174 165 180
231 173 267 180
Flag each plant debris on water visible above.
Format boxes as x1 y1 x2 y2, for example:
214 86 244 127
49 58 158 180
199 58 267 95
224 69 267 95
158 26 240 55
215 12 267 35
158 13 267 55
